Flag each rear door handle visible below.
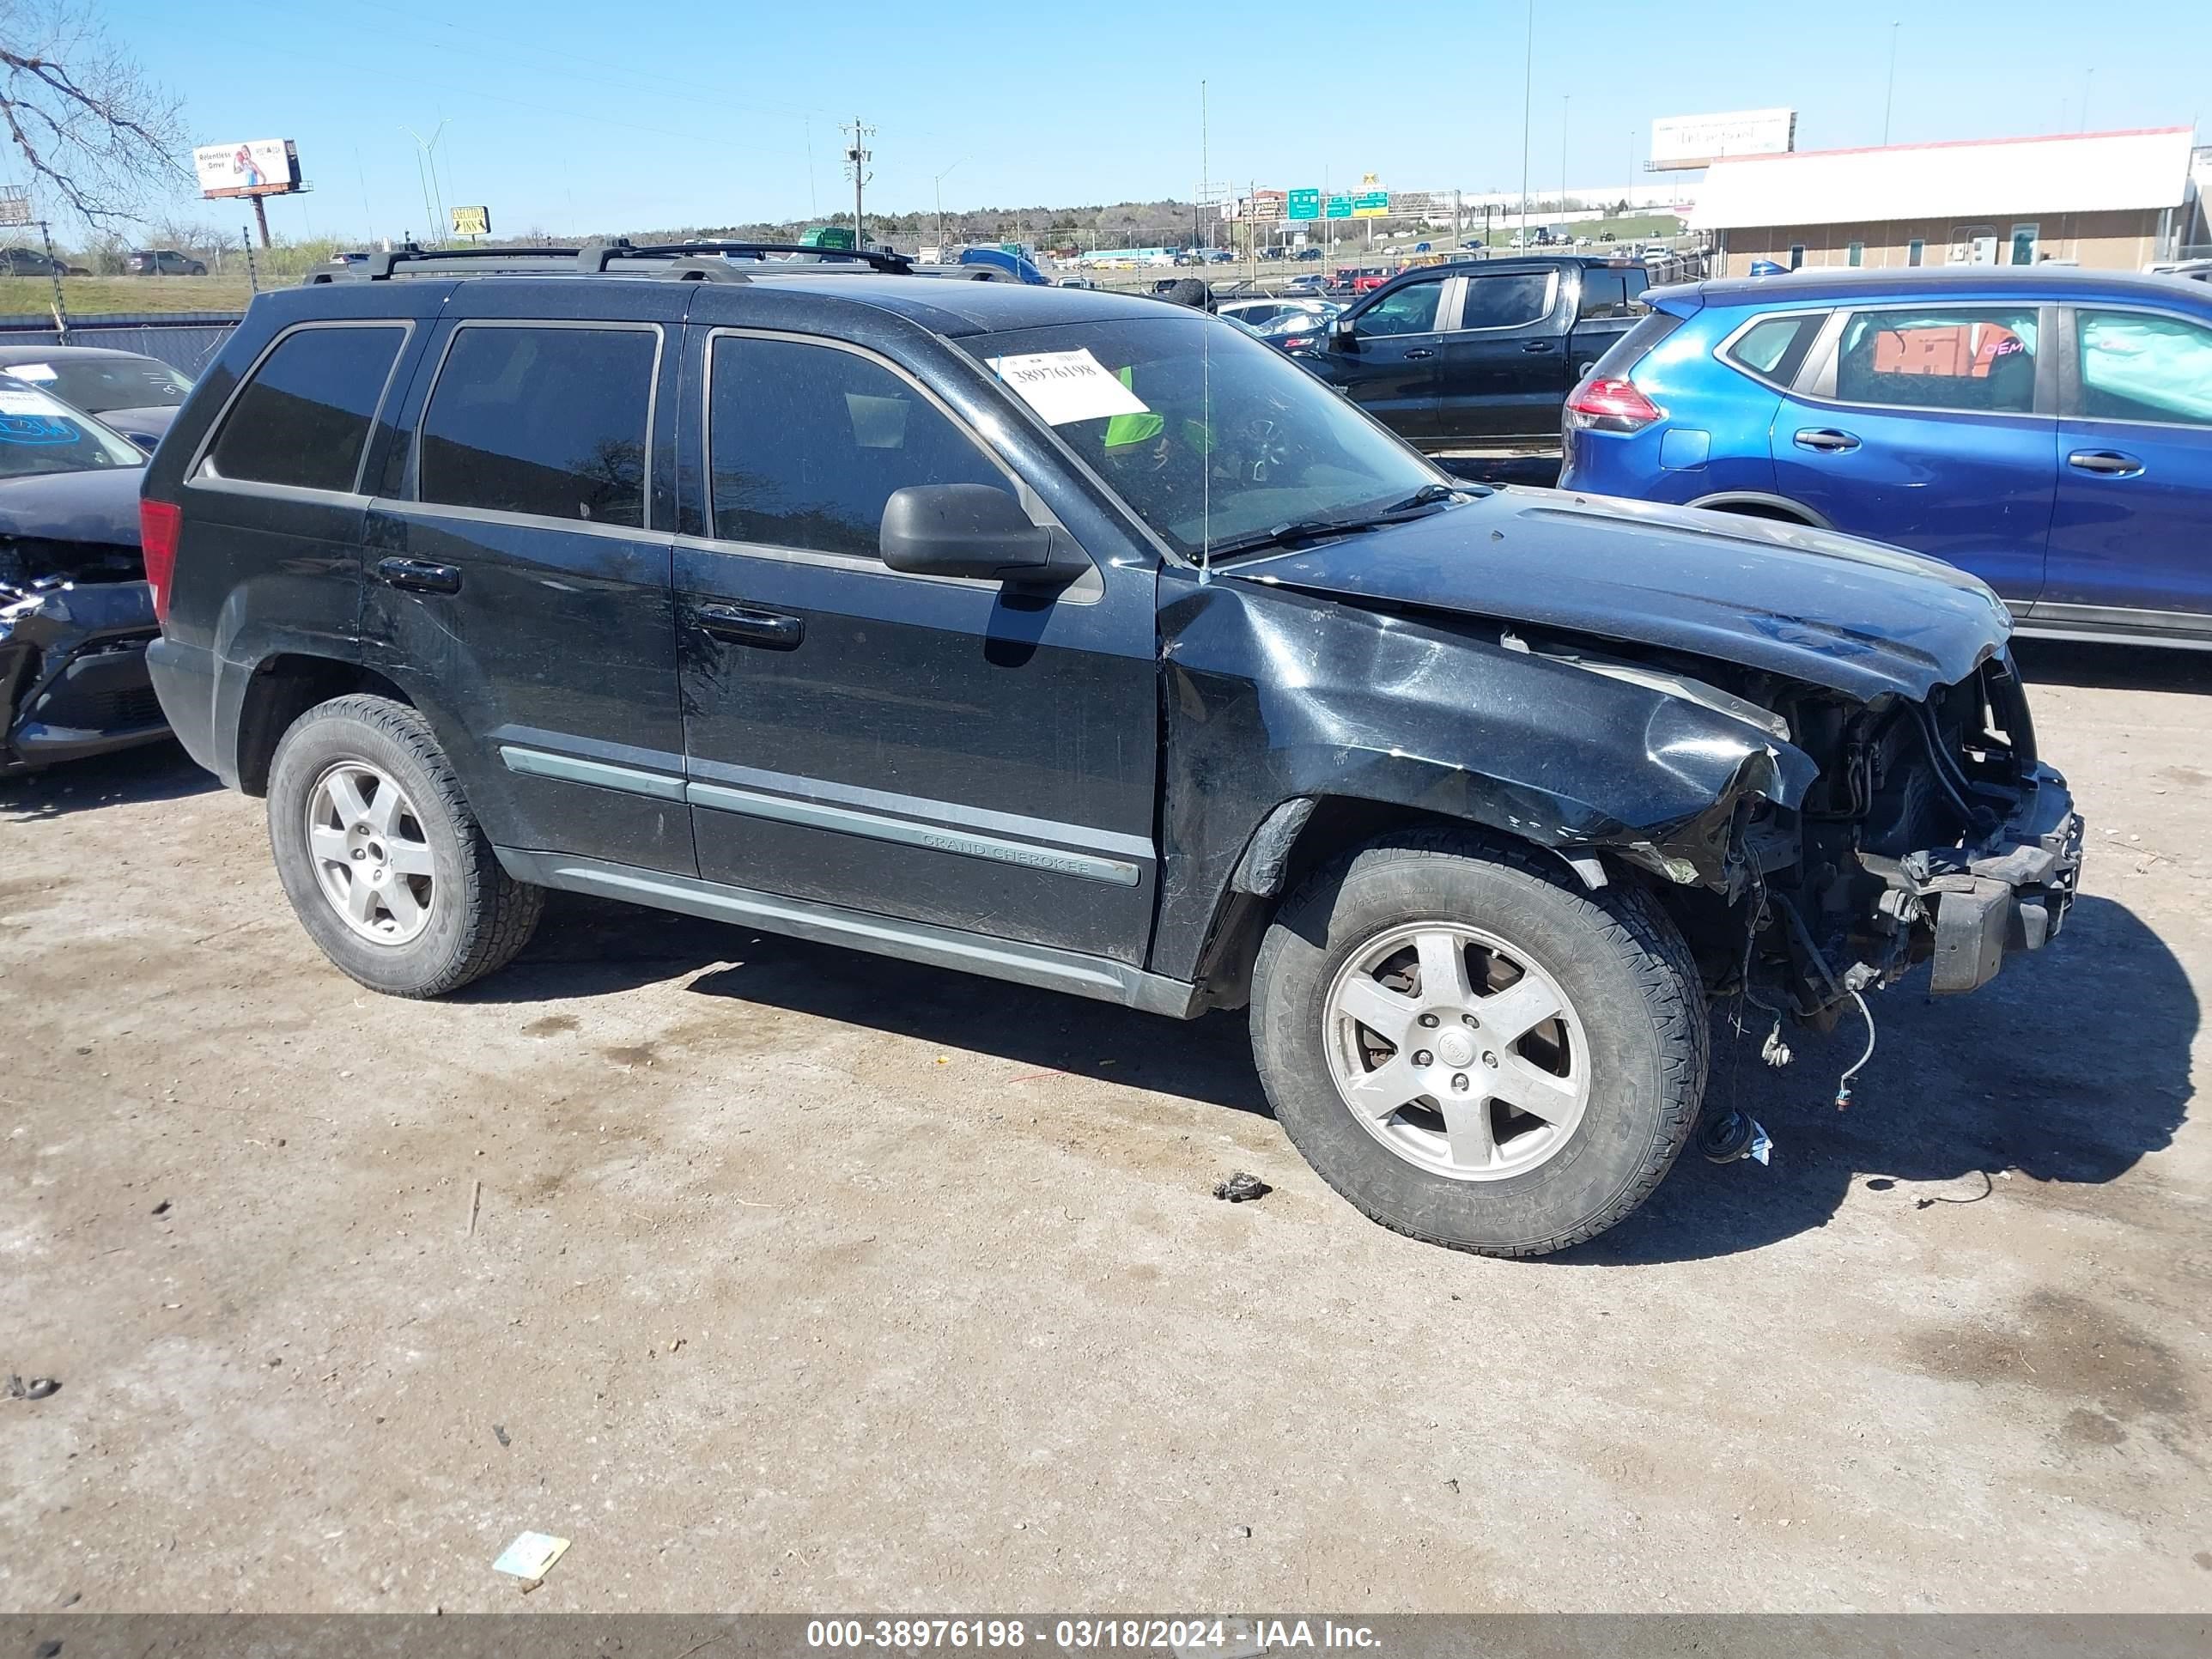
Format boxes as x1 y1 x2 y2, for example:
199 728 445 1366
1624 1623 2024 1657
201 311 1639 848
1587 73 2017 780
373 556 461 594
1402 347 1435 360
2067 448 2144 477
1522 340 1554 354
697 603 804 650
1794 427 1862 454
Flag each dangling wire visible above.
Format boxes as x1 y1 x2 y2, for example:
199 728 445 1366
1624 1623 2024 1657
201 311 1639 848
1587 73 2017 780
1834 988 1877 1110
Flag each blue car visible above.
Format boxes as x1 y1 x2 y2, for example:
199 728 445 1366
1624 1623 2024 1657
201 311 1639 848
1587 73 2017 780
1557 267 2212 648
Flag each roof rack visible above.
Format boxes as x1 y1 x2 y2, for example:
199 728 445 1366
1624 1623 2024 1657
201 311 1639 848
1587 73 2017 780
307 238 916 285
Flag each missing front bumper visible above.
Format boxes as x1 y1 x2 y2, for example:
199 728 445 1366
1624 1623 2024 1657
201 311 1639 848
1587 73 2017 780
1922 767 2084 995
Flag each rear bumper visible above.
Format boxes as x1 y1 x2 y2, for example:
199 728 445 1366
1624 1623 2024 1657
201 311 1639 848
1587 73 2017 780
1 580 168 775
1919 765 2083 994
144 633 224 780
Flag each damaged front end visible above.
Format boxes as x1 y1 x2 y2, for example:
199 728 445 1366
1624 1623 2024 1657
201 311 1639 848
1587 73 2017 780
1712 651 2081 1027
1 538 167 777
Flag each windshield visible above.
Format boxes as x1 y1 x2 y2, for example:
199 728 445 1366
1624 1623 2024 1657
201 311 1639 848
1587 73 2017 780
0 383 147 478
3 355 192 413
964 313 1444 561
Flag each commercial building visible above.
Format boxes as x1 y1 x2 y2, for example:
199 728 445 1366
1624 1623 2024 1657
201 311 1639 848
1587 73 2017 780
1691 126 2205 276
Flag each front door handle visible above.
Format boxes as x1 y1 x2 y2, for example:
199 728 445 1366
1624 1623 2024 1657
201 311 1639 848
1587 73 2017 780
697 603 804 650
1794 427 1862 454
2068 448 2144 477
373 556 462 594
1402 347 1435 360
1522 340 1554 353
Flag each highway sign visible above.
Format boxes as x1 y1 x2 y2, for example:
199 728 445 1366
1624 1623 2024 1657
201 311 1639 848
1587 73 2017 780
1351 191 1389 219
1325 195 1352 220
1286 188 1322 222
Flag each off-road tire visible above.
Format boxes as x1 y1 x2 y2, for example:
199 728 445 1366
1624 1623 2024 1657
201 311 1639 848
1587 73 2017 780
266 695 543 997
1251 830 1708 1256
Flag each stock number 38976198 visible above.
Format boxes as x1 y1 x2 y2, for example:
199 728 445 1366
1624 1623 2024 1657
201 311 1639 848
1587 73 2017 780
805 1620 1231 1650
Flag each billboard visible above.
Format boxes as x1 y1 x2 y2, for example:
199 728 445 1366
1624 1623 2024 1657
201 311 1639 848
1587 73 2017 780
194 139 301 198
1648 108 1796 171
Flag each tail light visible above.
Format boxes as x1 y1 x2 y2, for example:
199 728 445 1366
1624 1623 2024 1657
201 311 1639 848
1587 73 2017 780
139 497 181 623
1565 376 1664 434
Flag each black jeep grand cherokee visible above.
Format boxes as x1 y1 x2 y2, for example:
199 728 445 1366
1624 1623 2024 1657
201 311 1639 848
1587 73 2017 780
143 241 2081 1256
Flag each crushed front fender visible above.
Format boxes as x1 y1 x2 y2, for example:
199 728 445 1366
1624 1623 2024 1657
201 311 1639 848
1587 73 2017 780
1147 571 1818 981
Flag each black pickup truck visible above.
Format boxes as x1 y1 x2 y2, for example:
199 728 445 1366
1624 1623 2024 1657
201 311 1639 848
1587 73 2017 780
1291 255 1650 449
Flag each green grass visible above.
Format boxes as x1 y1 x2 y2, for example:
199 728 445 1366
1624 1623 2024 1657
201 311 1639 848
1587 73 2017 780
0 273 259 317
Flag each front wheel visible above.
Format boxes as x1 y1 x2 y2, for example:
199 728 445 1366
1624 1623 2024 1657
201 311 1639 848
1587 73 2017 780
1250 831 1708 1257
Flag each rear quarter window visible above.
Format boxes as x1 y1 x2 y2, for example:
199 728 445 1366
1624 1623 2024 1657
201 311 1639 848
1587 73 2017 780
204 325 408 493
1584 308 1685 381
1719 312 1827 388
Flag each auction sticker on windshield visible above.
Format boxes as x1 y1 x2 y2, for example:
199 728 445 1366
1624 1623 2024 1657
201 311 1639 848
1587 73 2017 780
3 363 57 382
988 348 1149 426
0 386 70 418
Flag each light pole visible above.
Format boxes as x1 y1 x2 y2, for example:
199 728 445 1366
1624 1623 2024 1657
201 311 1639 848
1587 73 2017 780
933 157 966 258
1881 21 1900 144
1518 0 1534 245
402 121 448 245
1560 94 1571 228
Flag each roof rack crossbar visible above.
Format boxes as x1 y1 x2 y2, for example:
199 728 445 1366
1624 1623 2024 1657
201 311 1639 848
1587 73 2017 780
582 239 914 274
307 238 916 283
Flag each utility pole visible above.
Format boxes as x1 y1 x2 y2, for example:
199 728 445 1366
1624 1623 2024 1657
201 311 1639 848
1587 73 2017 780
35 219 68 341
933 157 966 258
842 116 874 247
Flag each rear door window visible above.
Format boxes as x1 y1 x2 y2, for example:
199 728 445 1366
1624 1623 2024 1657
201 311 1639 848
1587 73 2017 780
418 325 657 526
204 325 407 494
1831 307 2039 414
708 335 1006 559
1577 269 1642 319
1459 271 1555 330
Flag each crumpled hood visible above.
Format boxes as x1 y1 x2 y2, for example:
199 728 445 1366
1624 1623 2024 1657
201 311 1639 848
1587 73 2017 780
1231 487 2012 702
0 465 145 550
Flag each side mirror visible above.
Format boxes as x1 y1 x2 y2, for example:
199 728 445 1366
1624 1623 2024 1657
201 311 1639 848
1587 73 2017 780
880 483 1088 586
1330 314 1358 350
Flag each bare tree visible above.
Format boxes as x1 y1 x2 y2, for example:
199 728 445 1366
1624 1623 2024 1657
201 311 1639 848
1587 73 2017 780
0 1 182 225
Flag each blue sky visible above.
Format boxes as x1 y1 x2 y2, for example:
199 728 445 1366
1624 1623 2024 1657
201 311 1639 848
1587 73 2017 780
102 0 2210 240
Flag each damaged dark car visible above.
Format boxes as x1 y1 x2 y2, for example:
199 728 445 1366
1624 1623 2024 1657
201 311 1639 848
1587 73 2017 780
143 252 2081 1255
0 381 167 776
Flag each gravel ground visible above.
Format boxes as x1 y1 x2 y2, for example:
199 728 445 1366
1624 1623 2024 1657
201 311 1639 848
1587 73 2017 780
1 640 2206 1613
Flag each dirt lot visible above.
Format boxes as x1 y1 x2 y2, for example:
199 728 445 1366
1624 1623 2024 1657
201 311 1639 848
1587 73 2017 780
2 641 2207 1614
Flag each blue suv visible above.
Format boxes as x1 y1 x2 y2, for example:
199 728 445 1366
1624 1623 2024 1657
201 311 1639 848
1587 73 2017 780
1558 268 2212 648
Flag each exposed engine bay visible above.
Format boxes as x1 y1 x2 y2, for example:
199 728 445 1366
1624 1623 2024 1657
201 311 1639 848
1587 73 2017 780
1533 635 2086 1031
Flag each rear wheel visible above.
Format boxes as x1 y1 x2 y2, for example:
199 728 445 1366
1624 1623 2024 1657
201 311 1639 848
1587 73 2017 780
1250 831 1707 1256
266 695 542 997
